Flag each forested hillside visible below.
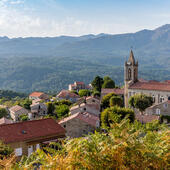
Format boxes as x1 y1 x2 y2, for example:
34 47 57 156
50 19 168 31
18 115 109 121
0 24 170 93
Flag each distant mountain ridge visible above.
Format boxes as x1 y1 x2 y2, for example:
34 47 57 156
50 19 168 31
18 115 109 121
0 24 170 93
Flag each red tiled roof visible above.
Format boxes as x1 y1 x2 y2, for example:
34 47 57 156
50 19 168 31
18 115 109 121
129 81 170 92
0 118 65 144
101 88 124 95
29 92 44 97
59 112 99 127
9 105 26 112
75 81 85 85
135 114 160 123
57 90 79 98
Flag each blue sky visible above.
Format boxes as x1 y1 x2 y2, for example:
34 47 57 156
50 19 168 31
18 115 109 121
0 0 170 37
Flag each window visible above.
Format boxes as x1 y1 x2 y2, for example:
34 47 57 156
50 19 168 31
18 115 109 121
28 146 33 157
160 96 164 103
164 104 168 108
156 108 160 115
84 108 86 111
15 148 22 156
128 68 131 80
63 124 66 128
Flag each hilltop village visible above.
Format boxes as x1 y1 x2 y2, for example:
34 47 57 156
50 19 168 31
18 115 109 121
0 50 170 159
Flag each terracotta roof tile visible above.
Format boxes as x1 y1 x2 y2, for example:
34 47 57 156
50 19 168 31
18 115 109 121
59 112 99 127
101 88 124 95
75 81 85 85
9 105 25 112
0 118 65 144
129 81 170 92
0 117 13 125
135 114 160 123
57 90 79 98
29 92 44 97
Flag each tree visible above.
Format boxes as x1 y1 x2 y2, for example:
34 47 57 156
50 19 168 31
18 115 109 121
102 76 115 88
55 99 72 106
55 104 69 119
78 89 90 97
101 92 117 109
129 94 153 115
109 96 123 107
92 90 100 97
91 76 104 92
19 114 29 121
101 106 135 128
22 99 32 110
47 102 55 115
0 141 13 160
0 108 8 119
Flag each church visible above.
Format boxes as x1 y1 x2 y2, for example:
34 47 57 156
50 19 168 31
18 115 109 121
124 50 170 118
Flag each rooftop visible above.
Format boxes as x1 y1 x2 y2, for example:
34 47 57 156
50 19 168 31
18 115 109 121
59 112 99 127
29 92 44 97
9 105 25 112
57 90 79 98
101 88 124 95
129 80 170 92
0 118 65 143
0 117 13 125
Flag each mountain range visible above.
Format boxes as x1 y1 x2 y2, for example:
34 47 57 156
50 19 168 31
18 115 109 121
0 24 170 93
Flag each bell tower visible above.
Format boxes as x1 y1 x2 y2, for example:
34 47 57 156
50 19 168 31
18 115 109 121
124 50 138 108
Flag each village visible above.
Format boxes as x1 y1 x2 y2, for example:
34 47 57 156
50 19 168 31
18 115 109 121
0 50 169 159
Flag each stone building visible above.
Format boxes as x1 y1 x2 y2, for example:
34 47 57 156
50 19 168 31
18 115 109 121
9 105 29 122
68 81 92 92
0 118 65 158
124 50 170 108
59 112 99 138
70 103 100 117
29 92 49 101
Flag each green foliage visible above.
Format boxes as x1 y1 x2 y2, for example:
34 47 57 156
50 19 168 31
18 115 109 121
12 119 170 169
78 89 90 97
20 98 32 110
0 141 13 160
102 76 115 88
0 90 26 99
101 92 116 109
101 106 135 128
70 90 78 95
109 95 123 107
92 90 100 97
19 114 29 121
55 104 69 119
91 76 104 92
0 108 8 119
129 94 153 113
46 102 55 115
55 99 72 106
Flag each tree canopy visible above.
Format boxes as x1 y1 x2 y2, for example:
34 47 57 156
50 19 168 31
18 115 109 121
78 89 90 97
91 76 104 92
102 76 115 88
129 94 153 114
109 96 123 107
0 108 8 119
101 106 134 128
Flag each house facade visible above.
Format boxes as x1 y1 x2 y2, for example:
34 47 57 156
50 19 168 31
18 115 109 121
0 118 65 158
30 102 47 119
29 92 49 101
68 81 92 91
9 105 29 122
59 112 99 138
56 90 80 103
70 103 100 116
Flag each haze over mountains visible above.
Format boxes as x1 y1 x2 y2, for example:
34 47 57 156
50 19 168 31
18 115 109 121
0 24 170 93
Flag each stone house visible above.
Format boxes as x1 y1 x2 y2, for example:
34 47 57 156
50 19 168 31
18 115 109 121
0 117 13 125
30 102 47 119
59 112 100 138
56 90 80 103
9 105 29 122
29 92 49 101
146 99 170 123
0 118 65 158
68 81 92 91
70 103 100 116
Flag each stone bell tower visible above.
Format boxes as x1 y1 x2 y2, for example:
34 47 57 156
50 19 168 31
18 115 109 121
124 50 138 108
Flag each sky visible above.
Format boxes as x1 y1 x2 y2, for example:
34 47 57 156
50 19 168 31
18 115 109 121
0 0 170 38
